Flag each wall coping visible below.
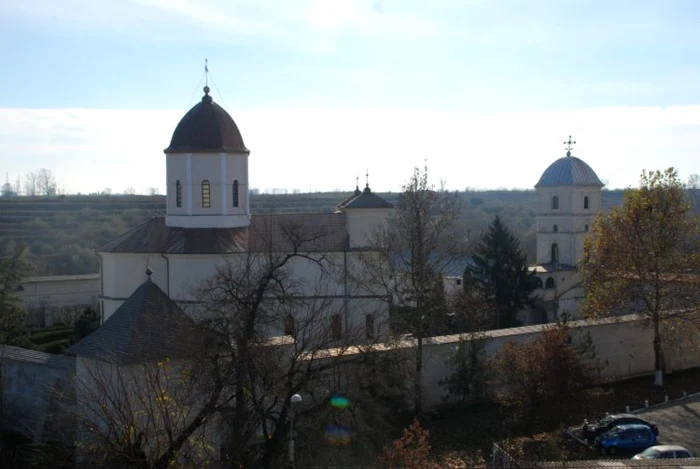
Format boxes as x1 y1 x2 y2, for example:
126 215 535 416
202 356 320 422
22 274 100 283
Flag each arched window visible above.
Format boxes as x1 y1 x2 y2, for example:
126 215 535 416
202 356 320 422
232 180 239 207
175 180 182 208
584 196 589 210
365 314 375 339
284 314 295 336
331 314 342 340
552 195 559 210
585 224 589 232
201 180 211 208
553 224 558 232
533 277 543 289
551 243 559 263
545 277 555 289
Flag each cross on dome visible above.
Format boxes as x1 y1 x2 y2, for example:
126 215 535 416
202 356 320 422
564 135 576 157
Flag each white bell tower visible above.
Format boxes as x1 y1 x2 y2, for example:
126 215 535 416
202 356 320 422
535 136 603 267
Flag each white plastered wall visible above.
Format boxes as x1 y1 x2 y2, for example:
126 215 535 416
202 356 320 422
536 185 601 265
345 208 393 248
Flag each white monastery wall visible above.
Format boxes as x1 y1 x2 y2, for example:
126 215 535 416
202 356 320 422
18 274 100 325
419 315 700 410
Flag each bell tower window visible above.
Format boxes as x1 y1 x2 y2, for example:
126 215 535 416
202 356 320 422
233 180 239 207
175 180 182 208
201 180 211 208
584 195 589 210
551 243 559 264
552 195 559 210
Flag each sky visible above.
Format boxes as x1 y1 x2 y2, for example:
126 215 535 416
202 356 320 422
1 0 699 195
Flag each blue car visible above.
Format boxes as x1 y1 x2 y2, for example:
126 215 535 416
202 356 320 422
594 424 656 455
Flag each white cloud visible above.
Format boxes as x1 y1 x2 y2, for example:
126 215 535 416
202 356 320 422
2 105 699 195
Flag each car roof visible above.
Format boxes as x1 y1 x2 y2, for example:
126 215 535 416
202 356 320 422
647 445 690 452
611 424 653 430
607 413 643 419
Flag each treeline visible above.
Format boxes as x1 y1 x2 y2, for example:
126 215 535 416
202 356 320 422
0 190 628 276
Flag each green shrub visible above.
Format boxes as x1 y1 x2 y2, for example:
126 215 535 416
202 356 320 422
29 326 73 345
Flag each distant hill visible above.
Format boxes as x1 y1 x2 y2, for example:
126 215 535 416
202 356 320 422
0 190 628 276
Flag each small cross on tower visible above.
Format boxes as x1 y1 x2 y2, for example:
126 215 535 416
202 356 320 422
564 135 576 157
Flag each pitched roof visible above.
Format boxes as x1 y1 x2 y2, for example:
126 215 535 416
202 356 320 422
338 185 394 210
100 213 348 254
68 280 205 364
535 155 604 187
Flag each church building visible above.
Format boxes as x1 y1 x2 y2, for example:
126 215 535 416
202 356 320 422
96 86 394 340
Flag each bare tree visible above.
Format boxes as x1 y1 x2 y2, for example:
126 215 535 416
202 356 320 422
25 172 38 196
147 187 160 196
687 173 700 189
102 187 113 195
36 168 57 196
354 166 466 416
75 356 222 469
197 218 391 467
123 186 137 195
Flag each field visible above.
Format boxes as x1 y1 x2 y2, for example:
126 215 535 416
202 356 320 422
0 190 628 276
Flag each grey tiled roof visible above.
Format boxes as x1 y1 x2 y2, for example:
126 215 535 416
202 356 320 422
100 213 348 254
535 156 604 187
68 280 206 364
338 186 394 209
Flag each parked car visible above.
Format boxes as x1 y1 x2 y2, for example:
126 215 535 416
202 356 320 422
582 413 659 441
632 445 694 459
594 424 656 455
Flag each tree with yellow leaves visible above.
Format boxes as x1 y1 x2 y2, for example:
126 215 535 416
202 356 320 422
581 168 700 386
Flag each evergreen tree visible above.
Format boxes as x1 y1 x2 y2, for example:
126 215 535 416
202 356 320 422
466 215 536 329
0 245 32 346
